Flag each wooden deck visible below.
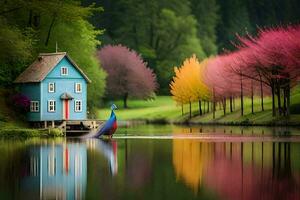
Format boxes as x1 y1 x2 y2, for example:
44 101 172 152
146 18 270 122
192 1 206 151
32 119 105 136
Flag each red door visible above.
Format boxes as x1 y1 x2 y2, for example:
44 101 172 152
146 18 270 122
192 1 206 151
64 100 69 120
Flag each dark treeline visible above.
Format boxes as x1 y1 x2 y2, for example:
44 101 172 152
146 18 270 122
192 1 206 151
1 0 300 102
84 0 300 93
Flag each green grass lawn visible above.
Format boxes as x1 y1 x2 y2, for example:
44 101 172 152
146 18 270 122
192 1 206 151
98 96 182 121
98 86 300 125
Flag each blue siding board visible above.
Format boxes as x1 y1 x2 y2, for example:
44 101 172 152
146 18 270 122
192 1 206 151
20 83 41 121
20 56 88 121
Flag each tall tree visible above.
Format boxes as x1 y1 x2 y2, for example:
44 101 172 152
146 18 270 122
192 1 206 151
189 0 219 55
0 18 33 85
216 0 253 52
97 45 157 108
85 0 206 94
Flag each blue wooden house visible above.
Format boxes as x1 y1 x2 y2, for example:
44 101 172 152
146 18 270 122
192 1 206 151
15 52 91 125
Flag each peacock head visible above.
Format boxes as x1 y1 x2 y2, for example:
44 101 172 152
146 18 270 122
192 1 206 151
111 104 117 110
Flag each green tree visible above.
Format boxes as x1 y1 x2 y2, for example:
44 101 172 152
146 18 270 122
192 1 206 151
0 18 33 85
190 0 219 55
0 0 106 113
85 0 206 94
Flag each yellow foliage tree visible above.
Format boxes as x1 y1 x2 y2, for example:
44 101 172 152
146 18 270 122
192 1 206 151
170 55 211 117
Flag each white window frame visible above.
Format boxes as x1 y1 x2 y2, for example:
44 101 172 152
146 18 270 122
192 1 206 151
75 83 82 93
61 67 68 75
30 101 39 112
48 82 55 93
75 100 82 112
48 100 56 112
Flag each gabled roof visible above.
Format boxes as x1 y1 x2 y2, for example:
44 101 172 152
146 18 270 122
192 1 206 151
60 92 74 100
14 52 91 83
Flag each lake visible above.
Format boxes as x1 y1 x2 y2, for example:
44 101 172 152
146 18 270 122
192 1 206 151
0 124 300 200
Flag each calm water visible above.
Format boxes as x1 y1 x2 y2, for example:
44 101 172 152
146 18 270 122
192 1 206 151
0 125 300 200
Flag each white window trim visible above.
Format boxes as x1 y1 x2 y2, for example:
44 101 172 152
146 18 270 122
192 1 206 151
75 100 82 112
61 67 68 75
48 82 55 93
48 100 56 112
30 101 39 112
75 83 82 93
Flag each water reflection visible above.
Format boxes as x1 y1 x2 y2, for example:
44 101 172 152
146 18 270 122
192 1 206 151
1 125 300 200
20 142 87 199
18 139 118 200
86 139 118 175
172 140 300 199
119 124 300 136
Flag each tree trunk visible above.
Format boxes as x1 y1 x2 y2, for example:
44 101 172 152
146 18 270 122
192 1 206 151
189 101 192 119
213 88 215 119
123 93 128 108
45 14 57 46
199 100 202 115
276 81 281 116
181 104 184 116
271 83 276 116
240 75 244 116
207 101 210 113
223 98 226 115
287 83 290 117
28 10 33 26
260 75 264 111
283 87 287 116
251 81 254 114
230 96 233 112
233 96 235 110
132 25 139 49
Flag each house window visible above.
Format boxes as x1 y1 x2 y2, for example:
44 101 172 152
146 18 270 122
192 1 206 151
48 100 56 112
75 83 82 93
61 67 68 75
48 82 55 93
75 100 82 112
30 101 39 112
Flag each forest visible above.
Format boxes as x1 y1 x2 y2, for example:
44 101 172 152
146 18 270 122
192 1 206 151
1 0 300 113
85 0 300 93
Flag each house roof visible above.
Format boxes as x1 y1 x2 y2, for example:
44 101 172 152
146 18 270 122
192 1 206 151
60 92 74 100
14 52 91 83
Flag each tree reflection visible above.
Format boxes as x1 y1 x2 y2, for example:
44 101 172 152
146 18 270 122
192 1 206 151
172 140 300 199
172 139 211 193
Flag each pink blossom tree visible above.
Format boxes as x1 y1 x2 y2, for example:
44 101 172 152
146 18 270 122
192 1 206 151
237 25 300 116
97 45 157 108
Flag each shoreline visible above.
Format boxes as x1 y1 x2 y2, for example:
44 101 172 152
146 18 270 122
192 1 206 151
1 118 300 139
0 127 64 138
120 119 300 127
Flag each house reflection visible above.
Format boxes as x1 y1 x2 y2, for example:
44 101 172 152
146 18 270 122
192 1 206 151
21 142 87 200
21 139 119 199
172 140 300 199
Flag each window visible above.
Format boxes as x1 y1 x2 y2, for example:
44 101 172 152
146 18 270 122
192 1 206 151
61 67 68 75
48 82 55 93
75 100 82 112
75 83 82 93
30 101 39 112
48 100 56 112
